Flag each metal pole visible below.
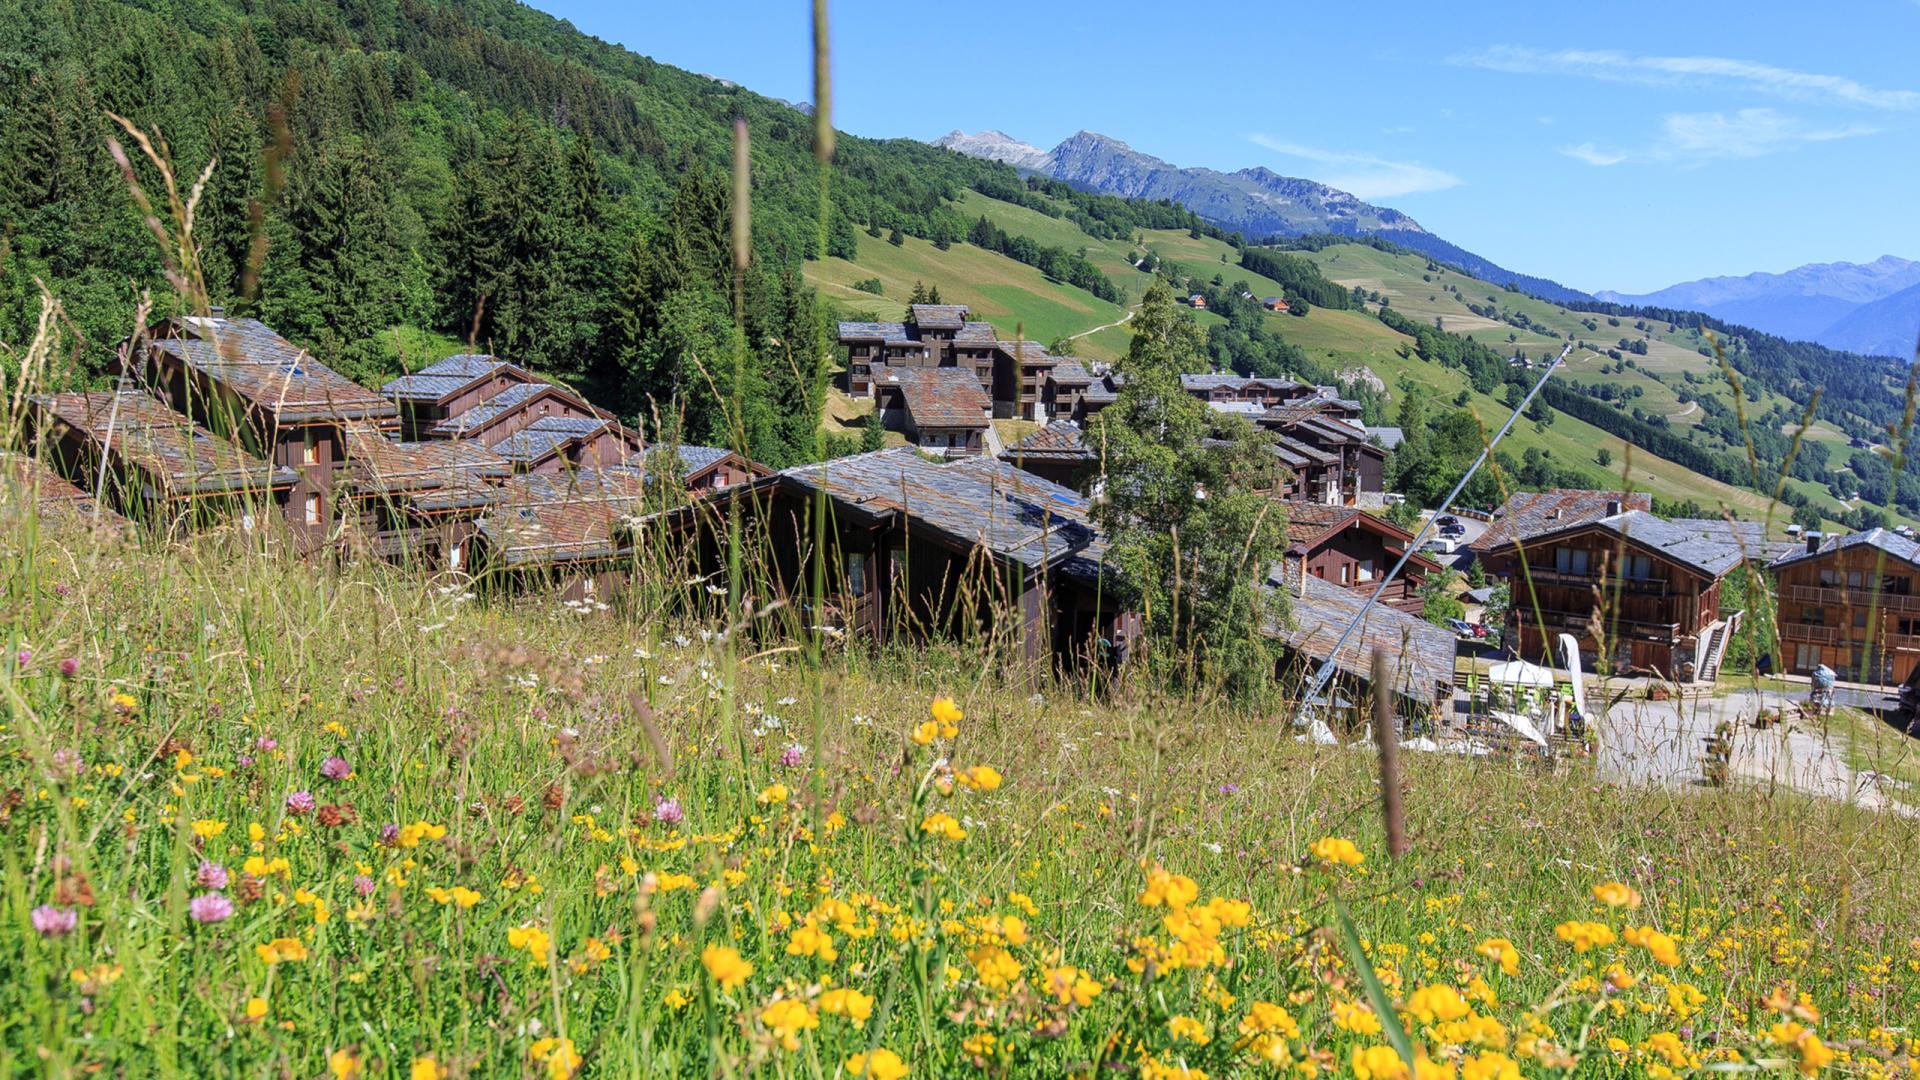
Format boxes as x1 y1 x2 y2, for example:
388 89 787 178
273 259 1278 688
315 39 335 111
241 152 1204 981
1289 343 1570 729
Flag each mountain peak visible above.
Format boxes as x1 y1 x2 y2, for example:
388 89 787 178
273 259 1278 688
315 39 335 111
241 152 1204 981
931 130 1048 170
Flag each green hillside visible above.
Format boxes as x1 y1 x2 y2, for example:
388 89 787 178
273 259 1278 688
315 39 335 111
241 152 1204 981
861 187 1873 530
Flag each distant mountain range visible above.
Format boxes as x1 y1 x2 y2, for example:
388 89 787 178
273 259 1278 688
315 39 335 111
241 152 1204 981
932 129 1591 304
1598 256 1920 357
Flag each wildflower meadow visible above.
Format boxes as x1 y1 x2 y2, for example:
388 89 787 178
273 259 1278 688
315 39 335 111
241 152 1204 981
1 514 1916 1078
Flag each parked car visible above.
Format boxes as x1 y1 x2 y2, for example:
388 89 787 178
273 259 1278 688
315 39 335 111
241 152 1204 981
1423 536 1459 555
1439 522 1465 538
1435 514 1460 528
1445 618 1478 638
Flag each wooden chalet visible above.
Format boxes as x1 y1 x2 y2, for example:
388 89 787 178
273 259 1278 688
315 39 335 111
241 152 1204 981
338 423 512 571
836 304 997 398
26 390 294 530
1281 502 1439 613
872 366 992 456
1263 557 1456 710
1180 374 1308 408
381 355 538 439
1262 297 1289 312
129 314 397 549
1467 488 1653 564
991 340 1058 421
656 445 767 495
469 467 650 602
427 381 639 470
1478 508 1747 680
1041 360 1097 421
654 448 1136 668
1769 528 1920 685
1000 422 1095 490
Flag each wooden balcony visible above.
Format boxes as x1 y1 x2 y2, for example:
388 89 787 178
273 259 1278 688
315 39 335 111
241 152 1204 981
1517 566 1673 596
1780 622 1840 645
1782 583 1920 614
1525 606 1681 642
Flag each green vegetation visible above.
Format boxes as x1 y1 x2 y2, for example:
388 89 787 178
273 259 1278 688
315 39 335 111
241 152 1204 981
2 478 1916 1075
1090 281 1289 694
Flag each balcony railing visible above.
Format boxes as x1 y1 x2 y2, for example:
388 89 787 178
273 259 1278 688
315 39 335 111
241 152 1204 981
1516 566 1672 595
1780 622 1840 645
1526 607 1682 641
1783 583 1920 613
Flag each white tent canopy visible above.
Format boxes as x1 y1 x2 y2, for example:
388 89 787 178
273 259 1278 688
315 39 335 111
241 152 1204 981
1486 659 1557 688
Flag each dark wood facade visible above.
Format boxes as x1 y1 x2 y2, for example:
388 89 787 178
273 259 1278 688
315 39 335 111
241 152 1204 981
1481 517 1733 678
1770 531 1920 685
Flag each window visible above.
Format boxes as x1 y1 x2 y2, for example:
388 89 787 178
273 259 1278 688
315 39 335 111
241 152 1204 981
1357 558 1376 583
1624 554 1652 580
1794 643 1820 671
1818 568 1844 587
1339 564 1351 585
1847 570 1865 589
1554 547 1589 575
303 493 320 526
447 542 463 570
1854 609 1870 629
301 430 318 465
846 552 868 597
1801 606 1823 625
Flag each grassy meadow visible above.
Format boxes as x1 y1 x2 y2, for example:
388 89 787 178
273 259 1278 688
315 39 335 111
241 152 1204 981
2 499 1918 1078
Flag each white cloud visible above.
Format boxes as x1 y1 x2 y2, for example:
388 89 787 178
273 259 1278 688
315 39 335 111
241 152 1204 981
1561 142 1627 166
1453 46 1919 110
1246 135 1461 199
1559 109 1877 167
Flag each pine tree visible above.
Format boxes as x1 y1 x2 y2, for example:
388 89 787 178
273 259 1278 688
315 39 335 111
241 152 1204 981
1089 279 1288 696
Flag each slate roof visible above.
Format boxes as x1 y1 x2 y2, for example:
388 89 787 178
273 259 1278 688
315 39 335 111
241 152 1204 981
1769 526 1920 571
3 453 124 527
954 322 997 344
1048 361 1095 386
30 391 295 496
995 340 1056 367
475 468 650 566
837 321 916 345
1272 432 1338 467
1668 518 1793 563
1003 422 1092 462
1366 426 1405 449
1490 509 1748 579
1471 489 1653 554
430 383 548 436
1208 401 1269 417
342 424 509 492
878 366 991 429
493 416 610 464
909 304 970 330
776 448 1106 584
381 354 521 403
1264 558 1456 702
148 317 395 422
1281 502 1364 548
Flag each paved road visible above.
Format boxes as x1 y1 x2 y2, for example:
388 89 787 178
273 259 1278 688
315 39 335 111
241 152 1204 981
1416 512 1487 572
1595 687 1916 815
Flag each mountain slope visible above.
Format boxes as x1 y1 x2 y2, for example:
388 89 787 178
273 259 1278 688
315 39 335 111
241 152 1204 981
933 129 1592 304
1598 256 1920 347
1819 280 1920 358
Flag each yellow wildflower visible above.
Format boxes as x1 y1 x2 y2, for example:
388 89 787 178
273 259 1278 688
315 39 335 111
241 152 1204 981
845 1048 908 1080
702 944 753 990
1592 881 1643 910
762 998 819 1051
1309 836 1365 866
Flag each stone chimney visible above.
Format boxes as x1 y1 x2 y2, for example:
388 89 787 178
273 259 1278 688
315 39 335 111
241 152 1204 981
1806 533 1822 555
1605 499 1622 516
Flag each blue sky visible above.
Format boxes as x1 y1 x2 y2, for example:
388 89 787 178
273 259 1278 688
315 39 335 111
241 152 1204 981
539 0 1920 293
